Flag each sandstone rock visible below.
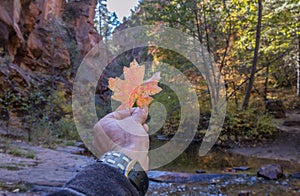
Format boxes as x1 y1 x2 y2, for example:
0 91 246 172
0 0 101 135
0 141 94 194
257 164 283 180
0 59 31 95
0 0 24 56
0 0 100 71
64 0 100 55
265 99 286 118
41 0 65 25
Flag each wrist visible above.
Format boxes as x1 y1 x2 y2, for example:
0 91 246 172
117 148 149 171
99 151 149 195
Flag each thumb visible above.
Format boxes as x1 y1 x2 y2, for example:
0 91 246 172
131 107 148 124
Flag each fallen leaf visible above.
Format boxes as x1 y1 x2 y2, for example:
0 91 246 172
108 60 162 110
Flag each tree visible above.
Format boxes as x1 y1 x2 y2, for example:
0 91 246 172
95 0 120 38
242 0 263 109
128 0 300 105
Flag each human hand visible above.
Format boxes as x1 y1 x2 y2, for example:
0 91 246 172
93 107 149 171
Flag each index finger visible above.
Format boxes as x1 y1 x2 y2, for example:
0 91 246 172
131 107 148 124
105 108 136 120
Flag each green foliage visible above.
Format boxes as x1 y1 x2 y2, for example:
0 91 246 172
135 0 299 98
7 146 35 159
3 139 11 153
222 101 276 142
151 84 180 136
121 0 300 144
9 147 23 157
26 86 79 145
95 0 120 38
227 0 299 90
0 77 79 146
0 182 28 192
65 140 76 146
52 115 79 141
25 150 35 159
67 40 82 76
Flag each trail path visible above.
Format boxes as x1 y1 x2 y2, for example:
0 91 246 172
229 110 300 164
0 140 94 195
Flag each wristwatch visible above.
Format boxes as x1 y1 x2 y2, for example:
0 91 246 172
99 151 149 195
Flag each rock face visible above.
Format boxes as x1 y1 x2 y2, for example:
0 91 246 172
0 0 100 87
64 0 100 56
0 0 100 58
257 164 283 180
0 0 101 129
41 0 66 24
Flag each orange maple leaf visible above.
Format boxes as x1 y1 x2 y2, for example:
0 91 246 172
108 60 162 110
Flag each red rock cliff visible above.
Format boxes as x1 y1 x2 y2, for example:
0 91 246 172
0 0 100 95
0 0 101 130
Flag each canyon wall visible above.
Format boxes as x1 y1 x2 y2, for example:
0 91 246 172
0 0 101 129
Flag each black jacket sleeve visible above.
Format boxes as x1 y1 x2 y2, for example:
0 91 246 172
48 162 140 196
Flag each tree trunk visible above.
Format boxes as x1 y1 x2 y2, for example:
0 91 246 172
242 0 263 109
203 6 211 53
193 0 203 44
264 58 269 101
297 21 300 97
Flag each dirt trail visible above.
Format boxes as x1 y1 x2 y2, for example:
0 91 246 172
229 110 300 164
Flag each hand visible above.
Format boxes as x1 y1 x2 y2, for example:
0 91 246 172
92 107 149 171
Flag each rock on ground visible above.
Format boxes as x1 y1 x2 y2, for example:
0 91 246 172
0 141 94 194
257 164 283 180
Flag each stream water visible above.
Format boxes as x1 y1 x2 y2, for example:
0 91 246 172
147 176 300 195
146 140 300 195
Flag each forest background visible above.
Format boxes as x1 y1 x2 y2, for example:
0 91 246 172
0 0 299 148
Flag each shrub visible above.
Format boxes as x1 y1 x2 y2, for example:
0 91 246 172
221 102 276 143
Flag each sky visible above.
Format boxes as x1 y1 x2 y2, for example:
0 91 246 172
107 0 140 20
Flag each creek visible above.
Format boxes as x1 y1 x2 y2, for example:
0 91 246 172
146 139 300 195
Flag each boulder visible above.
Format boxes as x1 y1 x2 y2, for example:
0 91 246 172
265 99 286 118
257 164 283 180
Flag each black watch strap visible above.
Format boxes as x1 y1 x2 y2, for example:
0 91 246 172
99 151 149 195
